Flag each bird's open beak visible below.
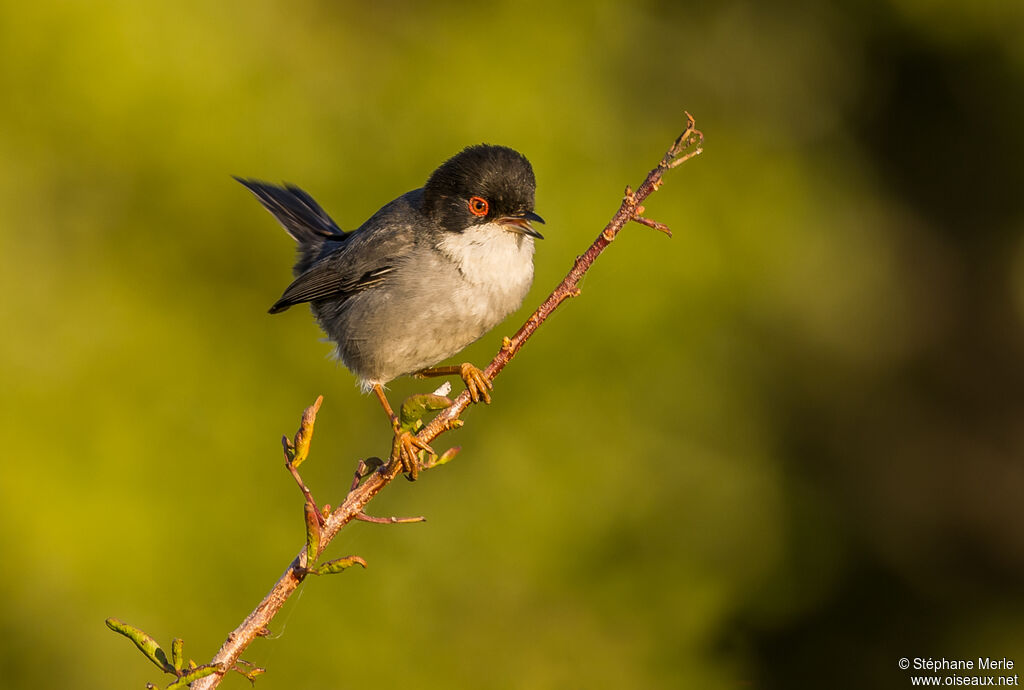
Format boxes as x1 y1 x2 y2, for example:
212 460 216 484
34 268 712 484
497 211 545 240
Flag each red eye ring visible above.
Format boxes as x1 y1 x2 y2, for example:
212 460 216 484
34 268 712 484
468 196 489 217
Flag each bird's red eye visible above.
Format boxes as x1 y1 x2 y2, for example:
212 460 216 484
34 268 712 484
468 196 489 217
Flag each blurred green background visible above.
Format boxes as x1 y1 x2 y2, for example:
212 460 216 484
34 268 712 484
3 0 1023 688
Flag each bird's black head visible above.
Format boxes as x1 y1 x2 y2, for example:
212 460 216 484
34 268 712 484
422 144 544 239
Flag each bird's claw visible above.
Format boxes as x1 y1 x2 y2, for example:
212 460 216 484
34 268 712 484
414 362 493 404
393 430 433 480
460 363 493 404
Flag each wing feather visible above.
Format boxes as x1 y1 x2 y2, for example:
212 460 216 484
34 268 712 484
268 266 394 313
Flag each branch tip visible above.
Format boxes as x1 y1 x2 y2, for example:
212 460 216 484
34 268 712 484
290 395 324 468
665 112 704 168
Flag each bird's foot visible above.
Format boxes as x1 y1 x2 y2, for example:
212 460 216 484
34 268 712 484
416 362 493 404
458 362 492 404
373 382 434 480
392 428 433 481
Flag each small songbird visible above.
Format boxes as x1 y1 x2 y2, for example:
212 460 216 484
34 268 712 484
236 145 544 476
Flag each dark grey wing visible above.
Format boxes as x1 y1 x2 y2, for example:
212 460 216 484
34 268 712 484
268 264 394 313
267 188 426 314
235 178 346 244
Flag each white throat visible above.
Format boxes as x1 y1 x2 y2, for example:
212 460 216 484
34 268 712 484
437 222 535 288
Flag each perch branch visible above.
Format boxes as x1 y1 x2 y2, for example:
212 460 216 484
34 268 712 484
186 114 703 689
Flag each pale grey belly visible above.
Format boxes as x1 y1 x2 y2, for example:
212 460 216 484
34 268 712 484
313 250 532 386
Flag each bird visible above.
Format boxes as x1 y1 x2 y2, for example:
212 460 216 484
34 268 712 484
236 145 544 477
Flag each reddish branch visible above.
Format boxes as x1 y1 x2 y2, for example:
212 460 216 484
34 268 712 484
189 114 703 689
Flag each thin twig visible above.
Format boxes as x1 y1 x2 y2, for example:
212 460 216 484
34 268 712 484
284 458 319 518
354 512 426 524
630 212 672 236
189 114 703 689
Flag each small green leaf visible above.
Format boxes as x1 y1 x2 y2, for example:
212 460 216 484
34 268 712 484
171 638 183 673
166 665 218 689
105 618 174 674
304 500 321 565
437 446 461 467
399 393 452 432
308 556 367 576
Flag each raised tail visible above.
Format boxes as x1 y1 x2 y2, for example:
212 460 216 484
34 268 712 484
235 177 348 245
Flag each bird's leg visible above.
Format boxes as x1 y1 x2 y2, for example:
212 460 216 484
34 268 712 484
416 363 493 404
371 383 432 479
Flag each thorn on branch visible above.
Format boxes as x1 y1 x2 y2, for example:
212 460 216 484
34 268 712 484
355 512 426 524
550 288 581 311
630 214 673 237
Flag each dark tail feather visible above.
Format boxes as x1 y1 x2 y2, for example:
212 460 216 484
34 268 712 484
235 177 347 246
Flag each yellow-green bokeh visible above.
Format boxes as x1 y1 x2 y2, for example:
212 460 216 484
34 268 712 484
2 1 1023 688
